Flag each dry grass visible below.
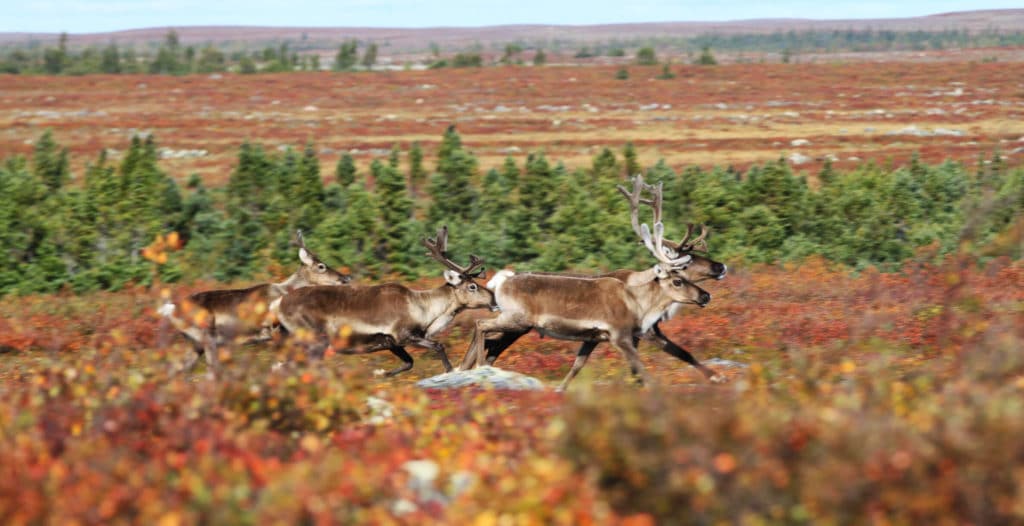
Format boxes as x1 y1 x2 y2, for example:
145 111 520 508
1 61 1022 185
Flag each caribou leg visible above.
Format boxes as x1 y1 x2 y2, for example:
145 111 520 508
556 341 599 392
196 329 223 379
649 323 725 383
463 317 531 370
172 344 203 376
611 334 652 387
406 336 453 373
482 329 530 367
383 344 415 377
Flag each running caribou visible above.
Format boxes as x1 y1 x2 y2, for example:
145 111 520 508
458 174 728 387
160 230 350 376
275 226 496 376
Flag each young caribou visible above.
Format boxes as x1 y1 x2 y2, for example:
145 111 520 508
460 174 728 383
461 218 711 391
160 230 350 376
275 226 496 376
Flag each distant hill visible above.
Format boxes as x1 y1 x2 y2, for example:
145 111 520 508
2 9 1023 54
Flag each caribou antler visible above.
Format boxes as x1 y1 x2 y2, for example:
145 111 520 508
295 229 307 248
616 174 655 241
674 223 709 253
618 174 712 257
422 225 486 278
641 222 692 268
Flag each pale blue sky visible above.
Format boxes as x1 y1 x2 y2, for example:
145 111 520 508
6 1 1022 33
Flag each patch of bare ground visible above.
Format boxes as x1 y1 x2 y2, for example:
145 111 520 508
1 61 1022 186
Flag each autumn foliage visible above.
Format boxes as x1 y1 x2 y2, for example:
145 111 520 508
1 253 1021 523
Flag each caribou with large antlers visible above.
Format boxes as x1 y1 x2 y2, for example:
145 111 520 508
459 174 728 383
275 226 496 376
160 230 351 376
459 206 712 390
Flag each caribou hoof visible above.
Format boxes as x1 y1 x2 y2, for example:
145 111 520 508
373 368 388 377
709 373 728 384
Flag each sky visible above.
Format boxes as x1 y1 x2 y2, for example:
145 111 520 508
5 0 1023 34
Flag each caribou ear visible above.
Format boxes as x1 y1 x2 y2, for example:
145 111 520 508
654 265 671 279
299 247 315 266
443 269 463 286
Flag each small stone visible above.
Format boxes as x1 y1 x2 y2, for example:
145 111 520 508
788 152 811 165
447 471 476 498
704 358 748 369
391 498 418 515
416 366 544 390
403 459 440 485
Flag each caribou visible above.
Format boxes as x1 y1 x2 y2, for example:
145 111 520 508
459 174 728 384
159 230 350 376
275 226 496 376
460 216 712 391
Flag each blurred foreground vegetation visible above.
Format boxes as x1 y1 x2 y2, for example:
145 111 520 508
0 254 1021 523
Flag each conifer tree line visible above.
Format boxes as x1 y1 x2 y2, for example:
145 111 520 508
0 127 1020 296
5 27 1024 75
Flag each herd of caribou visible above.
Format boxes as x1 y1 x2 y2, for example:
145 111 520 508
160 174 728 390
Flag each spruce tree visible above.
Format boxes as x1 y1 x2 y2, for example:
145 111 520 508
428 127 479 224
335 153 356 187
373 159 416 275
622 142 639 177
294 141 326 229
32 130 70 192
408 142 426 197
473 166 517 266
538 169 604 270
389 143 401 169
100 43 121 74
517 152 562 230
333 40 359 71
316 175 379 276
361 43 378 69
742 158 807 236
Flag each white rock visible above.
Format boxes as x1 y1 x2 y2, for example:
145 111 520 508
704 358 748 369
402 459 447 503
403 459 440 485
416 366 544 390
790 139 811 147
447 471 476 498
157 302 176 317
788 152 811 165
391 498 418 515
365 395 394 425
